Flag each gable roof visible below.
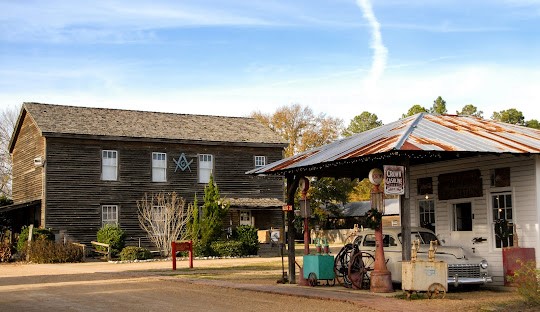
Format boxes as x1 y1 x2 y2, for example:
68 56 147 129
248 113 540 176
10 103 287 150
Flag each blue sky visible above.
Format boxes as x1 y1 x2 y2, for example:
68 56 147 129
1 0 539 124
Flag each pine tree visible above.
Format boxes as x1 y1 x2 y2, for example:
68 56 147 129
195 176 229 255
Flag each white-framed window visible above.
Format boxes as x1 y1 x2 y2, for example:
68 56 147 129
452 202 472 231
254 156 266 168
198 154 213 184
240 210 252 226
102 205 118 226
101 150 118 181
418 199 435 232
492 192 514 248
152 152 167 182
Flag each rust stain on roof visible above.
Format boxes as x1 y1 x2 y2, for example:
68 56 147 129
340 135 399 159
408 136 457 151
269 150 319 171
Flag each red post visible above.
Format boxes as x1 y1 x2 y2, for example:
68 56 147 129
172 241 177 271
188 240 193 269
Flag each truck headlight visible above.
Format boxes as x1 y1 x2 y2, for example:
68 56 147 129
480 259 488 269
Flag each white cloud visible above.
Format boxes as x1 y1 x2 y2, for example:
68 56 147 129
356 0 388 92
4 63 537 126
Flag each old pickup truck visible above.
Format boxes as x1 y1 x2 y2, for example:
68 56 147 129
353 227 493 287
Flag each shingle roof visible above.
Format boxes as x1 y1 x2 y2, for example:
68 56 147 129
21 102 287 145
228 197 285 209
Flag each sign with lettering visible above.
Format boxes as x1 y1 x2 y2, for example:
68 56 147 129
438 170 482 200
173 153 193 172
384 165 405 195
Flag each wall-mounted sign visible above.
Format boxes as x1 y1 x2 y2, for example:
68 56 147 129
173 153 193 172
384 165 405 195
438 169 482 200
282 204 293 211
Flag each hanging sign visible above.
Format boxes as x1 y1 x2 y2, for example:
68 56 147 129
384 165 405 195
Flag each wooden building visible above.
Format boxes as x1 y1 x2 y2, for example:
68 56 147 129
4 102 287 247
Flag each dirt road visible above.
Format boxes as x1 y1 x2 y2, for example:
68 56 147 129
0 258 373 312
0 257 533 312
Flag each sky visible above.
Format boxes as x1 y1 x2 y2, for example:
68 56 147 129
1 0 539 124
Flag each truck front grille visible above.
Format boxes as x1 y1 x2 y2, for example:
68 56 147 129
448 264 481 278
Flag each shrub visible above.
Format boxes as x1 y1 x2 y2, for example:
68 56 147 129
16 226 55 253
234 225 259 255
120 246 152 261
96 224 125 256
210 240 244 257
0 242 11 262
25 239 84 263
508 260 540 305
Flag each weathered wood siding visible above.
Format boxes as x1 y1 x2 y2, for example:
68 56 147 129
44 137 284 246
11 112 45 224
409 154 539 284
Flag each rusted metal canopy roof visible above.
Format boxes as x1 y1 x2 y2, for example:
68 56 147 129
247 113 540 177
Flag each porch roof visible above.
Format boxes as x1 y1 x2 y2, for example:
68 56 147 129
0 199 41 213
228 197 285 210
247 113 540 178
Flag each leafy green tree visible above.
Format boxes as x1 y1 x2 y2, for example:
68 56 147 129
308 177 358 227
402 105 428 118
491 108 525 126
429 96 448 114
525 119 540 129
457 104 483 118
188 195 199 241
348 178 373 202
195 176 229 256
342 111 383 137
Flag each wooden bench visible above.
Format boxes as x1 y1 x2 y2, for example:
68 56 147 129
90 241 111 260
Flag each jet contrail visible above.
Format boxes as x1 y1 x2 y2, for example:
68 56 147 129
357 0 388 88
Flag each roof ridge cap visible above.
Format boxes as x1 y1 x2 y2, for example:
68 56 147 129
394 113 424 150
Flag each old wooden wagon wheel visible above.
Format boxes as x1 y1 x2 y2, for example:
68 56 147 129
333 243 357 288
426 283 446 299
308 272 318 287
348 251 375 290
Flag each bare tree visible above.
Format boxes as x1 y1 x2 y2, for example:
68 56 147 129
250 104 343 157
0 105 20 197
137 192 193 257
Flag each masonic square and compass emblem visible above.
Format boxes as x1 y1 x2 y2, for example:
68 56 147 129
173 153 193 172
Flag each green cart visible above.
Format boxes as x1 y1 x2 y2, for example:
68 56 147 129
303 254 336 286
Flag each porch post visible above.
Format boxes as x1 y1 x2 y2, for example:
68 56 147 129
286 175 299 284
400 158 411 261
